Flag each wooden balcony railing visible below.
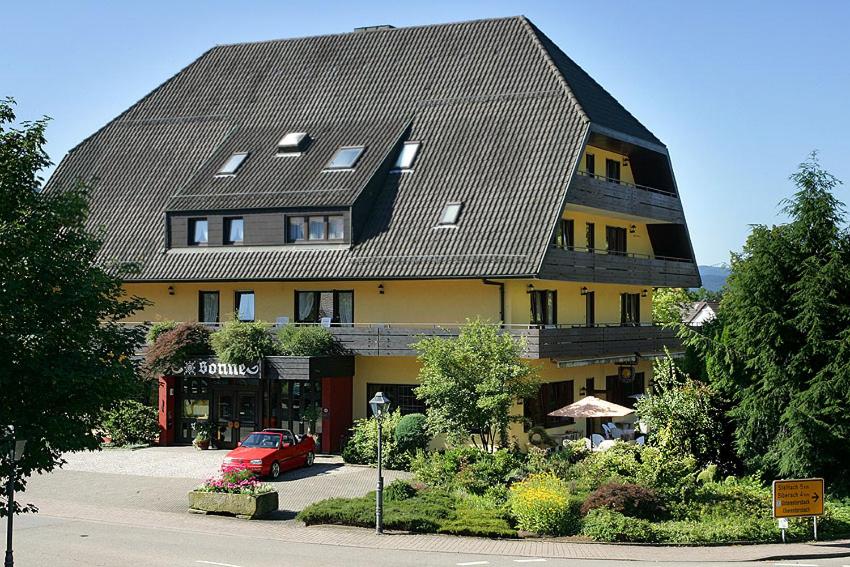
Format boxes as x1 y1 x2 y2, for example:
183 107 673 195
539 246 701 287
566 171 684 223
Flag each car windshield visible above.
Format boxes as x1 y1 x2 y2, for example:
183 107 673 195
240 433 280 449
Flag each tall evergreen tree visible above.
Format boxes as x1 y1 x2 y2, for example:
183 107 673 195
687 153 850 480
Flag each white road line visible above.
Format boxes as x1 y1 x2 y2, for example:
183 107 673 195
456 562 490 566
196 561 244 567
514 560 547 563
774 563 819 567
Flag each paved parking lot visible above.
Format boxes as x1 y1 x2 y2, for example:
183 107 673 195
27 446 410 516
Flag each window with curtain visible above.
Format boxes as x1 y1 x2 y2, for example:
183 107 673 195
554 219 574 250
295 290 354 324
225 217 244 244
198 291 220 323
235 291 255 322
585 291 595 327
585 153 595 177
530 290 557 326
308 216 326 240
288 216 305 241
620 293 641 326
606 226 627 255
189 218 208 245
524 380 574 429
605 158 621 183
288 215 345 242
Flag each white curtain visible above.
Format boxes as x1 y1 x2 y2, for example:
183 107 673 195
298 292 315 322
202 293 219 323
193 220 208 243
229 219 244 243
237 293 255 321
338 292 353 324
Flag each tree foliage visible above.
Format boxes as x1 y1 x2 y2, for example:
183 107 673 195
635 352 724 468
0 98 147 514
685 153 850 481
652 288 691 327
143 321 211 376
210 319 278 365
413 319 539 451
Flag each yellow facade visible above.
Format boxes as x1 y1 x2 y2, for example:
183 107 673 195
559 209 655 257
125 278 651 328
582 146 636 184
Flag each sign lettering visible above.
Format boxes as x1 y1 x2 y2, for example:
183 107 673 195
177 358 260 379
773 478 824 518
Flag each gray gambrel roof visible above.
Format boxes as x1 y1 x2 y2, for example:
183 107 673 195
47 16 663 281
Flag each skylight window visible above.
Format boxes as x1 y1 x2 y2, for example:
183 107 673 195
216 152 249 175
438 202 462 226
277 132 310 155
326 146 365 170
392 141 421 171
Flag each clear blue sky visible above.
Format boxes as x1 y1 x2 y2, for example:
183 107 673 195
4 0 849 266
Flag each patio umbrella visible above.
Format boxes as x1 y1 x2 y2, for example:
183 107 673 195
547 396 634 418
548 396 634 442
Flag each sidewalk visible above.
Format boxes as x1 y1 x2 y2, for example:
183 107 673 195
31 493 850 563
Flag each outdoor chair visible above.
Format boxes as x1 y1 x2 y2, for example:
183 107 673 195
636 436 646 446
591 433 605 448
610 427 623 439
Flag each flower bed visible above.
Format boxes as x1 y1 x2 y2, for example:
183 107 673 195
188 464 277 519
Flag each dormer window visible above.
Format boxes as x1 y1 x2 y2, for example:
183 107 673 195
437 202 462 226
288 214 346 243
189 218 208 246
224 217 244 244
277 132 310 156
326 146 364 170
392 141 420 171
216 152 249 176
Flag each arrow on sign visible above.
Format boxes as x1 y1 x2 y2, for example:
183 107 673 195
812 493 820 502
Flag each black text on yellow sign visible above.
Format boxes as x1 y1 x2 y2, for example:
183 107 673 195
772 478 824 518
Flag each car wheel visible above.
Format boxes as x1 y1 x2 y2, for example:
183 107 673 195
305 451 315 467
270 461 281 479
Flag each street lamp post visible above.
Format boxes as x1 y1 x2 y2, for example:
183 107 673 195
368 392 391 535
5 425 25 567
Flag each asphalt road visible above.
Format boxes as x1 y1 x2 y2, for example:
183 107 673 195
9 513 850 567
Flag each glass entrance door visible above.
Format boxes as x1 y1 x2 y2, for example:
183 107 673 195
237 392 258 442
278 381 322 436
214 390 259 449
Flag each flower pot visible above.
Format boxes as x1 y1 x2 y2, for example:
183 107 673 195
194 439 210 450
187 490 278 519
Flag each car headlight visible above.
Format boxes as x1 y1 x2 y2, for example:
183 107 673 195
250 459 263 465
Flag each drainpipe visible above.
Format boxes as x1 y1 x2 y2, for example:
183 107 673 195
482 279 505 326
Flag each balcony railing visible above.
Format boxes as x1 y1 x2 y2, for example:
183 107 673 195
566 171 684 224
540 245 701 287
120 321 681 361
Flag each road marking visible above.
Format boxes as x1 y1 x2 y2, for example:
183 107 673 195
456 562 490 566
774 564 819 567
514 560 547 563
196 561 244 567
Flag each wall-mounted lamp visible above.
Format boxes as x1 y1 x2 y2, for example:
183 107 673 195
580 286 589 296
167 285 175 296
641 289 648 298
629 224 637 234
526 283 535 293
378 283 385 295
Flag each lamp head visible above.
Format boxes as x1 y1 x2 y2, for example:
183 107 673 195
369 391 391 418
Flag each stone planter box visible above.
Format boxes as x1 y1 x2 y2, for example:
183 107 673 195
187 490 278 519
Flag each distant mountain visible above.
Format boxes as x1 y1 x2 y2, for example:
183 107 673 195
697 264 730 292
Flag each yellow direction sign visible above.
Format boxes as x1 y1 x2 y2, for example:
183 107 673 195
773 478 824 518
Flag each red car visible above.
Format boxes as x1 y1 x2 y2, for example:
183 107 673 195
222 429 316 479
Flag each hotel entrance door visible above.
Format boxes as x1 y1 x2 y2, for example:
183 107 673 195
214 389 260 449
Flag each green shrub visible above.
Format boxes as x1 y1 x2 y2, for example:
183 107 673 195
696 464 718 484
581 508 657 542
143 322 211 375
580 482 663 520
438 504 518 538
385 479 417 502
146 320 177 344
527 426 556 448
822 499 850 539
341 409 410 470
101 400 159 446
682 476 770 520
278 324 342 356
210 319 279 365
395 413 430 453
509 473 580 536
411 447 525 495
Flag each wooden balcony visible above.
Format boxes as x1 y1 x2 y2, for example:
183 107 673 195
566 172 684 223
326 323 680 360
539 246 701 287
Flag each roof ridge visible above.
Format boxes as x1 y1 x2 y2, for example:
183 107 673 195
522 18 662 146
516 16 590 124
212 15 527 49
